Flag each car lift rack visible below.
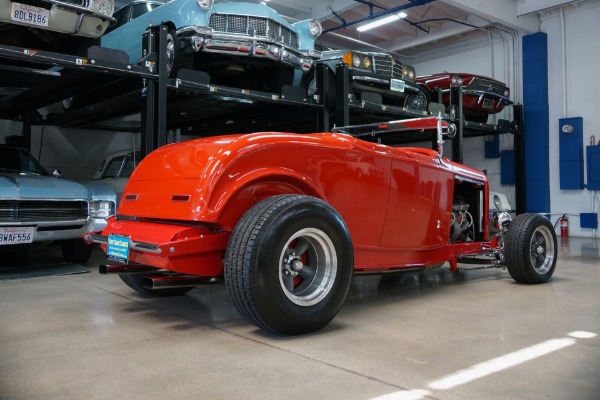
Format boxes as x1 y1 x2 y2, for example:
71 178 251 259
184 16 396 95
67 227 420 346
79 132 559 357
0 25 524 212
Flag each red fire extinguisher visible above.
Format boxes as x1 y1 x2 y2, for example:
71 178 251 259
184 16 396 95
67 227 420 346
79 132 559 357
560 215 569 237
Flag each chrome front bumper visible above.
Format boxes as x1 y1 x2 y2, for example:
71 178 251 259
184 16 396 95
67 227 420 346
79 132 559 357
0 0 116 38
177 26 319 72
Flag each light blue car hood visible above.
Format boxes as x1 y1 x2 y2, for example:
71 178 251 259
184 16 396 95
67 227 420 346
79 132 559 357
0 172 91 200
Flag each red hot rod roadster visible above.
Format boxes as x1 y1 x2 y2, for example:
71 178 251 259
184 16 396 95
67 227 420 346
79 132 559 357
87 116 557 335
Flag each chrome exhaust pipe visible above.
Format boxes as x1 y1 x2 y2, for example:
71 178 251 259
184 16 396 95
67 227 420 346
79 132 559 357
99 264 164 275
142 275 223 289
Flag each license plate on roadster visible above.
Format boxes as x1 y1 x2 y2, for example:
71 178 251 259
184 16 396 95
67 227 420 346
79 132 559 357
11 2 49 27
107 234 130 263
0 227 34 245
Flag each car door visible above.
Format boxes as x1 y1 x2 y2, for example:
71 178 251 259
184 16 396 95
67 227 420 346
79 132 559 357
379 147 452 249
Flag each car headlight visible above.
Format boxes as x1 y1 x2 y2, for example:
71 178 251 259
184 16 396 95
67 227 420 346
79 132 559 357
351 53 362 67
451 75 463 87
504 88 510 97
308 19 322 37
90 200 115 219
363 56 373 69
196 0 214 10
403 65 415 81
492 211 512 231
493 194 502 209
90 0 113 16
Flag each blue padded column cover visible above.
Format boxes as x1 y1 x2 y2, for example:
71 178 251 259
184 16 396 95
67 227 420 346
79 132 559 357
522 32 550 212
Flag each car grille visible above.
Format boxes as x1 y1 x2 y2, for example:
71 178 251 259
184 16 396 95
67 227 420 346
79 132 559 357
0 200 88 222
372 54 403 79
21 0 88 9
208 13 299 50
465 77 507 96
61 0 89 6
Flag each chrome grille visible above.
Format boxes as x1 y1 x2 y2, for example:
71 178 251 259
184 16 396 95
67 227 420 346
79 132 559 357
209 13 299 50
61 0 89 6
0 200 88 222
466 77 506 95
372 54 403 79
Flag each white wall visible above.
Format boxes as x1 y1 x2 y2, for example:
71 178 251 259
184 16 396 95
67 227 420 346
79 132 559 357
544 2 600 237
410 2 600 237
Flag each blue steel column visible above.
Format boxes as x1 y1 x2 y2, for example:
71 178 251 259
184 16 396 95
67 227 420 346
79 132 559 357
522 32 550 212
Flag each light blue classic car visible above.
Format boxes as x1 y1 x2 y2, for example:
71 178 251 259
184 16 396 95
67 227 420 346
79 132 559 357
101 0 322 91
0 145 117 263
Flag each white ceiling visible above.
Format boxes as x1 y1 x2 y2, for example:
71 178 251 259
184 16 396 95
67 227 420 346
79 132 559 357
225 0 589 56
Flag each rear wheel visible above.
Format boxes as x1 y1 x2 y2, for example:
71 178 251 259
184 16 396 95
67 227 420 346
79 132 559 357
119 274 194 297
505 214 557 283
224 195 353 335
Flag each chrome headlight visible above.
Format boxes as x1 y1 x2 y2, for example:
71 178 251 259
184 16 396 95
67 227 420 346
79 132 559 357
90 200 115 219
403 65 415 81
493 194 502 209
90 0 113 16
451 75 463 87
351 53 361 68
308 19 322 37
362 56 371 69
196 0 214 10
492 211 512 231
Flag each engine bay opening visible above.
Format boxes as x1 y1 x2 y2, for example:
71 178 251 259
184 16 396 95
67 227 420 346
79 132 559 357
450 177 486 243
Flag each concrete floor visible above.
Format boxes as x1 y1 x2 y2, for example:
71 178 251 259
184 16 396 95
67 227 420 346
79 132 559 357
1 237 599 400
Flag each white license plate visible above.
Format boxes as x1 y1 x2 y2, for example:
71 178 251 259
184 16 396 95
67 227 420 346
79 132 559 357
0 227 34 245
482 98 495 109
107 234 130 263
390 78 405 93
11 2 49 27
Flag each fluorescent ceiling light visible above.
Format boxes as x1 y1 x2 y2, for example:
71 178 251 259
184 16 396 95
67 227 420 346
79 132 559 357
356 12 407 32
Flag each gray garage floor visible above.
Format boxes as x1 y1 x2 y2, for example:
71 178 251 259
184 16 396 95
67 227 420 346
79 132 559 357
1 236 599 400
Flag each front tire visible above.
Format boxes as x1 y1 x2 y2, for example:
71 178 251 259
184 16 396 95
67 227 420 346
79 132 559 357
224 195 353 335
505 214 557 283
405 89 430 111
61 239 93 263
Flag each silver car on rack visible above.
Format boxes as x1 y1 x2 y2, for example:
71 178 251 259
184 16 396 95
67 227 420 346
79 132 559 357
0 0 115 55
0 145 116 263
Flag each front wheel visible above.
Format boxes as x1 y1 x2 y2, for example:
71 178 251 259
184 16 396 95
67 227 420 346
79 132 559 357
61 239 93 263
504 214 557 283
165 29 192 78
224 195 354 335
405 90 430 111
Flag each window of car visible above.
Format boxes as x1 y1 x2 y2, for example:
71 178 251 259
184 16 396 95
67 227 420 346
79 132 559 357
101 155 127 178
120 152 139 178
0 147 48 175
131 2 163 20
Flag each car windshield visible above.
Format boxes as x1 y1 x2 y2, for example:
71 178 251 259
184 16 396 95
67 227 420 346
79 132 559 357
0 147 49 175
101 151 139 178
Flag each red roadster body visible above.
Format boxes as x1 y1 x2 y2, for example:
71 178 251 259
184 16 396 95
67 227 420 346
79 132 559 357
89 117 557 335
